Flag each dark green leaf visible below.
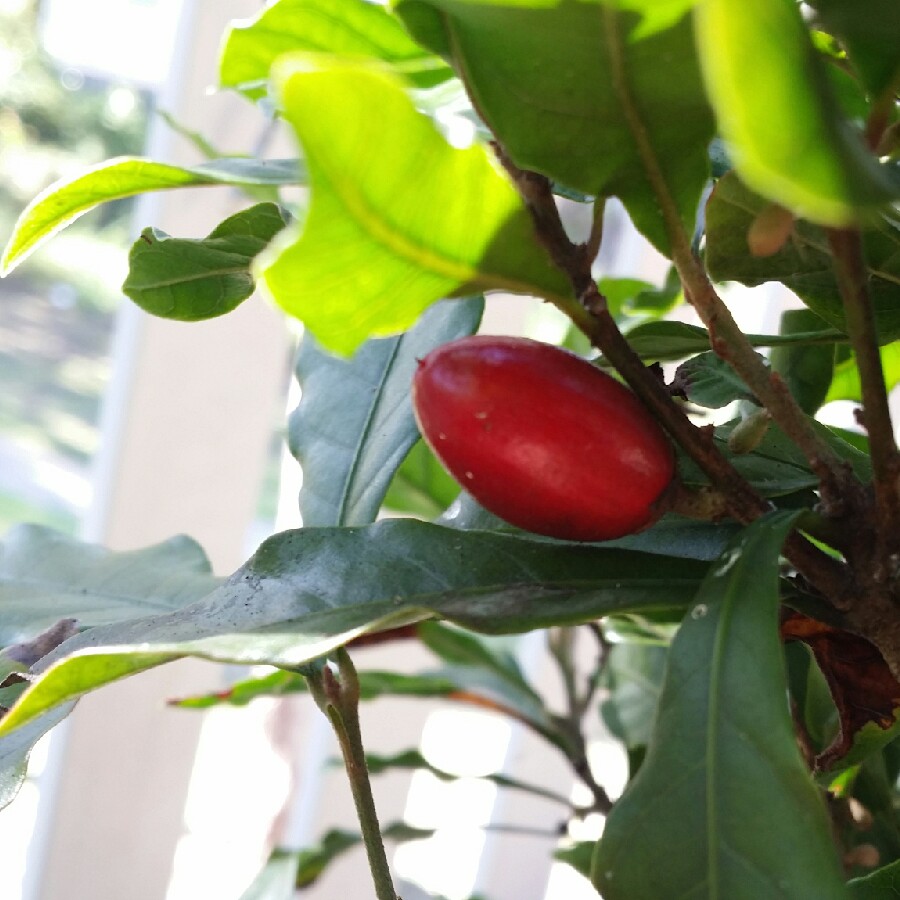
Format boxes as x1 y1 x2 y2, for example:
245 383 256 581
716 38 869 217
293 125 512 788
219 0 452 98
676 418 872 497
770 309 836 414
260 56 572 354
593 512 848 899
382 439 461 519
623 318 843 362
807 0 900 98
395 1 714 253
843 754 900 881
603 514 742 562
554 841 596 880
288 823 433 888
122 203 289 321
696 0 897 225
1 157 303 274
848 859 900 898
600 642 668 749
706 172 900 342
365 749 572 805
172 669 303 709
290 297 482 526
0 520 709 739
294 830 362 888
673 350 759 408
239 849 301 900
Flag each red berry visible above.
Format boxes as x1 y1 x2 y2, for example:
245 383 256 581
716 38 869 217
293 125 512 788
412 335 675 541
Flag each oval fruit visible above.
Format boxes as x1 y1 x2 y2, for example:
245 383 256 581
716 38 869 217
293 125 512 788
412 335 675 541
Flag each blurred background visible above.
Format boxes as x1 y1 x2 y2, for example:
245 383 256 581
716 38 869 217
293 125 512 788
0 2 812 899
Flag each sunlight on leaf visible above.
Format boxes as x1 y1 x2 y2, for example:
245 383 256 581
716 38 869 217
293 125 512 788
695 0 897 225
258 55 570 354
1 158 303 275
396 0 714 253
220 0 452 98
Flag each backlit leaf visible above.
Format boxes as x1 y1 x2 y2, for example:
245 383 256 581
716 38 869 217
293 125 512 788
219 0 452 98
695 0 897 225
1 157 303 274
259 56 571 354
396 0 714 253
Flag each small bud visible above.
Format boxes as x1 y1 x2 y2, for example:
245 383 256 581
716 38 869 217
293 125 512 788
727 409 772 455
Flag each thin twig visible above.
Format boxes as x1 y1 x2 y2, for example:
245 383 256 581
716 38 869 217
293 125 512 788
547 628 614 815
495 147 851 607
598 6 859 511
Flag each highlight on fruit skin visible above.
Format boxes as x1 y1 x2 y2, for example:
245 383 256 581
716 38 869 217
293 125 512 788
412 335 676 542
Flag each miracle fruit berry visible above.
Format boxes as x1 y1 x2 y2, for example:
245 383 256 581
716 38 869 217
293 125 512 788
412 335 675 542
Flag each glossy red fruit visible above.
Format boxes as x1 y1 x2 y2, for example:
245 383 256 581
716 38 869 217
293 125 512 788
412 335 675 541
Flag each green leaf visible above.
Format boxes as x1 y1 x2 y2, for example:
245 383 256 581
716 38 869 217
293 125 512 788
705 172 900 342
364 748 571 805
596 0 696 38
219 0 452 99
0 520 708 738
0 525 217 810
122 203 289 321
290 296 483 526
395 0 714 253
0 157 303 274
382 439 461 518
593 512 848 899
605 514 741 562
826 343 900 404
554 841 596 881
0 524 218 647
600 642 668 749
807 0 900 98
258 56 571 354
673 350 759 408
695 0 897 225
848 859 900 898
770 309 836 414
239 849 301 900
293 831 362 888
0 705 71 812
676 418 872 497
623 318 844 362
417 620 558 741
842 754 900 880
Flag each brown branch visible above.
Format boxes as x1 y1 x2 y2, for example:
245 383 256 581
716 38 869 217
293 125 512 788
495 147 850 608
598 5 859 509
827 227 900 570
673 250 860 514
